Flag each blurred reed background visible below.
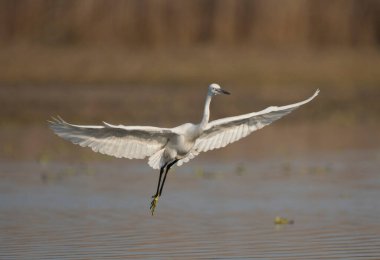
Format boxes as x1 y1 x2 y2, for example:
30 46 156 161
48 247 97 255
0 0 379 161
1 0 379 48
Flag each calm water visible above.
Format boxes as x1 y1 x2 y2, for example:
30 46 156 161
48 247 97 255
1 150 380 259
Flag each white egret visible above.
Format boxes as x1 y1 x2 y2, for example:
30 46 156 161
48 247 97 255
49 84 319 215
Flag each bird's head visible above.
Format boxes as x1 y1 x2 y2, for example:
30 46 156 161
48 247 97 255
208 83 230 96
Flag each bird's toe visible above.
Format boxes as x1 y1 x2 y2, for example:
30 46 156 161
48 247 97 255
150 196 159 215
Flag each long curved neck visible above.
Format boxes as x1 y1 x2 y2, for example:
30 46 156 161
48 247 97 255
200 93 212 129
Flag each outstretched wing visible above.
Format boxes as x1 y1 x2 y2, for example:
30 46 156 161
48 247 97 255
177 89 319 166
48 117 175 159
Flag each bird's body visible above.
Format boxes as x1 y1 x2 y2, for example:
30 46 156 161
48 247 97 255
49 84 319 215
170 123 199 154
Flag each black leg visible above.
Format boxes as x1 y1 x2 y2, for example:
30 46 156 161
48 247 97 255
159 159 178 196
150 164 168 215
153 166 165 197
150 159 178 216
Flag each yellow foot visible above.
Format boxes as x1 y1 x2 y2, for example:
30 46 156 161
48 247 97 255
150 196 159 216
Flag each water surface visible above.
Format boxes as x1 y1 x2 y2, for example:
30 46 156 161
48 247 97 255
1 150 380 259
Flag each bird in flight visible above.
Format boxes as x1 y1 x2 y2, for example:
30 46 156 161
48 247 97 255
49 84 319 215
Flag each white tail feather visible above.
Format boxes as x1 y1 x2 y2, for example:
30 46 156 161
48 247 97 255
148 149 166 169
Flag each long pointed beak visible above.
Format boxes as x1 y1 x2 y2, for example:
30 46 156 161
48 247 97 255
220 88 230 95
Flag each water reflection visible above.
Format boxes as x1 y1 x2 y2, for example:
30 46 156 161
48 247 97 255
1 150 380 259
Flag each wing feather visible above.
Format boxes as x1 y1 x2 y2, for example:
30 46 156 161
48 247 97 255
195 89 319 153
177 90 319 166
48 117 174 160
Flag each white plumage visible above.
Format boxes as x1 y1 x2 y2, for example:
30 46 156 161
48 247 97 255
49 84 319 215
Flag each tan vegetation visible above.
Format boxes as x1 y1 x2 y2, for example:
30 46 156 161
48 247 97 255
0 0 380 85
1 45 380 86
1 0 379 48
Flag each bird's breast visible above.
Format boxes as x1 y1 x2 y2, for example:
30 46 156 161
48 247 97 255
168 135 195 157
